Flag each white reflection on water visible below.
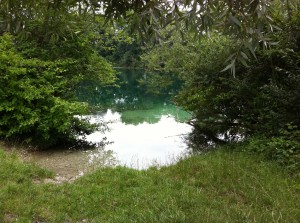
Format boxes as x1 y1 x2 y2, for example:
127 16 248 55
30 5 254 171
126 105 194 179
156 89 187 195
86 109 192 169
26 108 192 179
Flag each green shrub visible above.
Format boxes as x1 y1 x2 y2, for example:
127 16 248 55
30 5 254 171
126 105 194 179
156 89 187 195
0 34 106 148
245 133 300 174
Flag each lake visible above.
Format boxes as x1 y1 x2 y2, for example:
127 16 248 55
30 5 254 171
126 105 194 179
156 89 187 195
27 69 192 178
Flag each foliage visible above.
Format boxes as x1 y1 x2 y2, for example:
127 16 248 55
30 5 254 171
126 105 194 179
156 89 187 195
140 33 208 95
1 0 299 157
0 0 97 39
1 0 290 70
243 124 300 173
0 0 119 148
0 34 105 147
142 34 236 145
178 34 299 146
109 39 142 67
138 71 178 95
98 3 300 188
141 3 300 170
102 0 289 73
86 16 143 68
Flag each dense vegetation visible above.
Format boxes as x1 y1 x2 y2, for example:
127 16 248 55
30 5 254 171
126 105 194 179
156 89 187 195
0 1 299 221
141 1 300 173
0 146 299 222
0 1 117 147
0 1 299 167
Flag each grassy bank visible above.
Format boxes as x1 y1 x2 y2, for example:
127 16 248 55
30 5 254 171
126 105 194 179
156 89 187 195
0 147 299 222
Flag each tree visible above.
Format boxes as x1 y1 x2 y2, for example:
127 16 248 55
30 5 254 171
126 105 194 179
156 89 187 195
101 0 287 72
0 1 116 148
141 3 300 171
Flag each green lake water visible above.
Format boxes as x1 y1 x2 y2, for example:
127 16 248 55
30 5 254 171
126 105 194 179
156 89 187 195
28 69 192 178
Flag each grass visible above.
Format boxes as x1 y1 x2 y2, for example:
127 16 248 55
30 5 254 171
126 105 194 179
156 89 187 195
0 147 299 222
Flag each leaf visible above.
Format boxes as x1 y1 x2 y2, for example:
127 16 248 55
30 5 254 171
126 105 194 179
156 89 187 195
232 63 236 77
229 15 241 27
238 56 249 67
241 51 249 60
221 62 233 72
269 41 280 46
272 25 282 31
224 53 236 63
218 9 228 19
247 40 257 59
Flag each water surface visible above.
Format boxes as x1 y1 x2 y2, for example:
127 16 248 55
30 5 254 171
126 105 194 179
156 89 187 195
87 107 191 169
28 69 192 178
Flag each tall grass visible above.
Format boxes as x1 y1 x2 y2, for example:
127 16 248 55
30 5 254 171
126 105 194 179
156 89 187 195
0 147 299 222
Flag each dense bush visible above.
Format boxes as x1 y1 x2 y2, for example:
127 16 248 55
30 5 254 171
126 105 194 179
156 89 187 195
179 39 300 144
0 34 113 148
0 1 120 148
141 6 300 171
243 127 300 173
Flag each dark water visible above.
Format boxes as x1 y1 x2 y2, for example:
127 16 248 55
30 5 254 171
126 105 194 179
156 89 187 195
28 69 192 177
